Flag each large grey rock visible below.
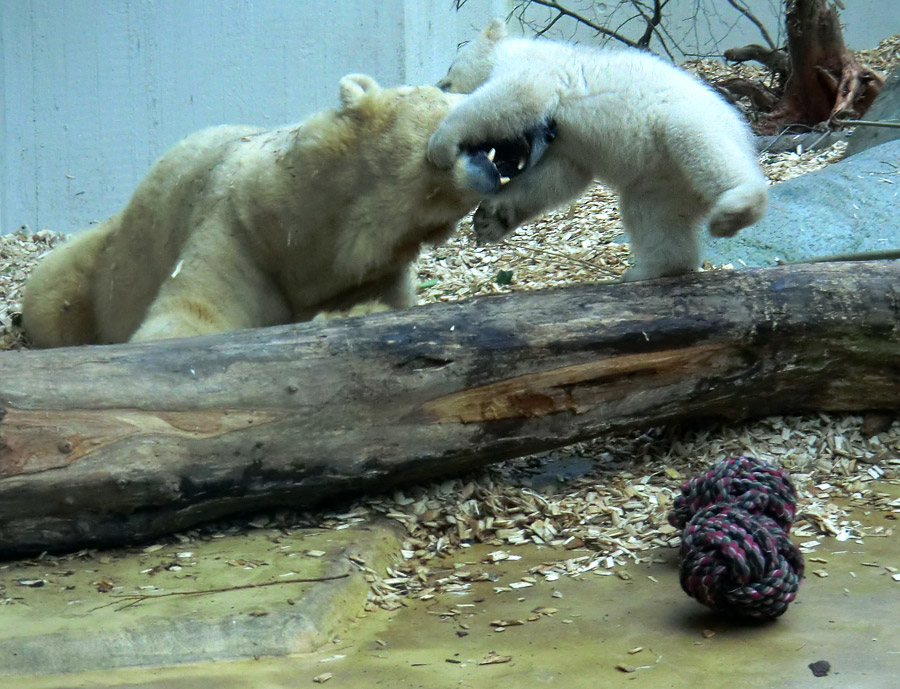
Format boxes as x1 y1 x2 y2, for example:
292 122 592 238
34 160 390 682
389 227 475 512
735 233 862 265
845 67 900 157
757 131 848 154
704 138 900 267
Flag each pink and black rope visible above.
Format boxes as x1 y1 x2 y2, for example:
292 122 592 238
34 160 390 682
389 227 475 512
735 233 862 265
668 457 804 619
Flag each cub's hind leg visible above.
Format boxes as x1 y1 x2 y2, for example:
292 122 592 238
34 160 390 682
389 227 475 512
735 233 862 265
707 183 768 238
21 221 115 347
663 104 768 239
618 180 707 282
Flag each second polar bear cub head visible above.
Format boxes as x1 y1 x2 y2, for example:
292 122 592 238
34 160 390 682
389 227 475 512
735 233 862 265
437 18 507 94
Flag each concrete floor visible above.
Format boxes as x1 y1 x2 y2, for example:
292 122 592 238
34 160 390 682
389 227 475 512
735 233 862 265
3 489 899 689
0 521 402 678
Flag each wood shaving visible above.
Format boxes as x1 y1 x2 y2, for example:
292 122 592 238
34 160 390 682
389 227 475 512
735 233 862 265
479 652 512 665
854 34 900 76
0 229 61 351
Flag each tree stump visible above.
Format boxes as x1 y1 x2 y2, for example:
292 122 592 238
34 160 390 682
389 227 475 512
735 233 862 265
723 0 884 133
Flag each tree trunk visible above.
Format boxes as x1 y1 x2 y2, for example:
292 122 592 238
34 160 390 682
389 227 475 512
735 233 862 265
723 0 883 133
2 261 899 556
766 0 882 131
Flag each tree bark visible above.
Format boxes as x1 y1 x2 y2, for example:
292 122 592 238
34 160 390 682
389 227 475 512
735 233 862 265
761 0 883 132
718 77 779 111
2 261 899 556
724 44 789 78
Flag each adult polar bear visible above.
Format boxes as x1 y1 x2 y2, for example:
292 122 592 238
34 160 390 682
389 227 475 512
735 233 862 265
23 75 508 347
428 20 769 281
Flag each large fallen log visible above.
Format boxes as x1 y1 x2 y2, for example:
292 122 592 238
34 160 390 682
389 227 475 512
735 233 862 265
1 261 899 556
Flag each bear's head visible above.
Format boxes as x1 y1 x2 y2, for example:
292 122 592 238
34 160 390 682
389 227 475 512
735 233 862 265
335 73 553 199
436 18 507 94
335 73 503 198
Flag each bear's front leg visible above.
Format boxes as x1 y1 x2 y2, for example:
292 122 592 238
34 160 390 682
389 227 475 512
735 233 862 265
309 265 417 319
472 197 518 244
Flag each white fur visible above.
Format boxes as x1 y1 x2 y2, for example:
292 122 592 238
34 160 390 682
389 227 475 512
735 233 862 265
430 20 768 281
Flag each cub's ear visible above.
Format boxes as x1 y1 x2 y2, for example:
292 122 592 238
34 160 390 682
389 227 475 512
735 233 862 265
339 74 380 109
483 18 507 42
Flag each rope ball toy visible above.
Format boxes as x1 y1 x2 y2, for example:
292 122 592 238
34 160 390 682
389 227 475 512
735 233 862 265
668 457 805 619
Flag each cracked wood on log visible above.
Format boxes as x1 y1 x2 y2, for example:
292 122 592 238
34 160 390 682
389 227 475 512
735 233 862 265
1 261 899 556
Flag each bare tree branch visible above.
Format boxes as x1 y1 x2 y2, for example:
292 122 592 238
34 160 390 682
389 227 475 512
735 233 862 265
506 0 781 63
724 43 789 76
522 0 641 48
726 0 778 49
631 0 669 50
534 10 565 37
717 77 780 110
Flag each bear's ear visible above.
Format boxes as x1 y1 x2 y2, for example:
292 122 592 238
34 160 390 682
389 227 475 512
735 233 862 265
339 74 380 109
482 18 507 42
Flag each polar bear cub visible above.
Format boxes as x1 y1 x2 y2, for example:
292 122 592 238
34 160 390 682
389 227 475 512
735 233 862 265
23 75 492 347
429 19 768 281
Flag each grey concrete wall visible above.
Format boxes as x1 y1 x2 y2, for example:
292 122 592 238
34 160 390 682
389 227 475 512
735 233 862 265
0 0 472 235
1 0 897 235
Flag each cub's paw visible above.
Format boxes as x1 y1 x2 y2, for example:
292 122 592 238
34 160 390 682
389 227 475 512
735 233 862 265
473 200 517 244
427 129 461 170
708 184 768 238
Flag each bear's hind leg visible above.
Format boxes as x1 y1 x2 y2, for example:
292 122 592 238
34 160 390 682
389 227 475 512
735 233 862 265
21 223 113 347
707 183 768 238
